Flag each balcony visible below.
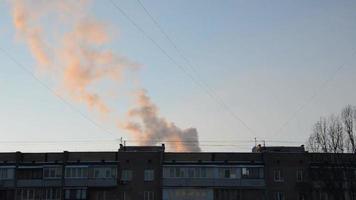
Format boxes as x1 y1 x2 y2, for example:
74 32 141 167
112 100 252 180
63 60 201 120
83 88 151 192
0 179 15 188
17 179 61 187
64 178 117 187
163 178 265 188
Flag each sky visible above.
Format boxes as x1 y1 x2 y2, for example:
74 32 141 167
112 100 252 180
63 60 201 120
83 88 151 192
0 0 356 152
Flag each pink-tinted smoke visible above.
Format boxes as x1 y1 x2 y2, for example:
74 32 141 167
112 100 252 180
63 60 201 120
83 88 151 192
9 0 201 152
122 90 201 152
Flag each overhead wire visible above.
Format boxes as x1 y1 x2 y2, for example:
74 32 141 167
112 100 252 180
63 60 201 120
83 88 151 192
108 0 255 135
132 0 356 141
0 47 119 140
272 49 356 137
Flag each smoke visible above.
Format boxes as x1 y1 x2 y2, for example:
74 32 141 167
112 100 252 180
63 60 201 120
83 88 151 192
121 90 201 152
11 0 51 67
9 0 201 152
10 0 135 113
59 18 134 113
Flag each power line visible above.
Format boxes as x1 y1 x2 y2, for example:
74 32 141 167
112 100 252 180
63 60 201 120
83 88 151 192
0 47 119 140
273 49 356 137
126 139 304 143
108 0 255 135
135 0 256 135
0 139 304 144
0 140 120 144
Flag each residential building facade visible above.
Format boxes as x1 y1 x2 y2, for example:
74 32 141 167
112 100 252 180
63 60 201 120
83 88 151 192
0 144 355 200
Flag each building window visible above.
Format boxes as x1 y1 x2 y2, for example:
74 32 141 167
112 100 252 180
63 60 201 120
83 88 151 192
95 191 107 200
17 188 61 200
319 191 328 200
201 168 207 177
65 190 70 199
17 168 43 180
242 167 249 177
64 189 86 200
296 169 303 182
224 169 231 178
178 168 185 177
92 167 117 179
351 192 356 200
163 189 213 200
121 169 132 181
163 167 213 178
218 168 236 179
0 168 14 180
299 193 306 200
274 169 283 182
241 167 263 179
169 168 174 177
45 188 61 200
43 167 62 179
65 167 88 178
215 189 240 200
122 192 130 200
144 191 154 200
144 169 154 181
188 168 195 177
275 192 285 200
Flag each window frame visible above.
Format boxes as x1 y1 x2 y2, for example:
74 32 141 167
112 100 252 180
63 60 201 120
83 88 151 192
144 169 154 181
274 169 284 182
296 169 303 182
121 169 133 181
144 191 154 200
275 192 285 200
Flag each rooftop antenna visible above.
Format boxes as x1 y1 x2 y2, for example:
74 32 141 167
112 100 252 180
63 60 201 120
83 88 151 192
254 137 257 147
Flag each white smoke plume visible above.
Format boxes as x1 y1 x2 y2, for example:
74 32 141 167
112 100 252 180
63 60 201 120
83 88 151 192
9 0 201 152
121 90 201 152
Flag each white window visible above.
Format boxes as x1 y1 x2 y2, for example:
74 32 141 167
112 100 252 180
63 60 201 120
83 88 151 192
121 169 132 181
275 192 285 200
144 169 154 181
242 168 250 177
241 167 262 179
274 169 283 182
296 169 303 182
144 191 154 200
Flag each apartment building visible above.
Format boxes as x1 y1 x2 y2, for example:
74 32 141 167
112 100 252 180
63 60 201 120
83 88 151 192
0 144 355 200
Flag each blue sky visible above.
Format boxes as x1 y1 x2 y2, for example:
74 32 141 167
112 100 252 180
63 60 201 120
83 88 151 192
1 0 356 152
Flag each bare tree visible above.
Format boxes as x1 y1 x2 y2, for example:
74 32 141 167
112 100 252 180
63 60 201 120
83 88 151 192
308 117 329 152
341 105 356 153
307 133 321 152
307 105 356 153
327 115 344 153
